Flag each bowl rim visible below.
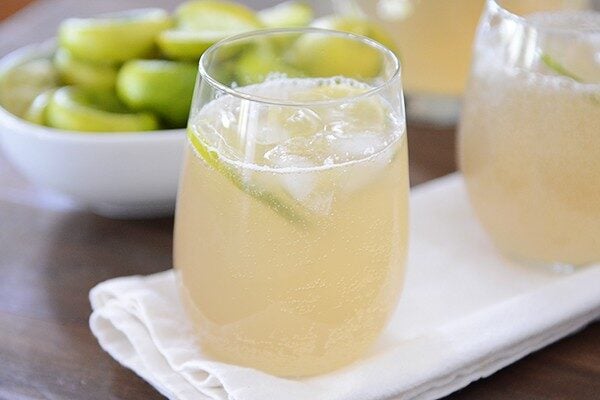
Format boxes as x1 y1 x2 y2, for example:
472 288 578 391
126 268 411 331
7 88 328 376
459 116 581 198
0 40 185 144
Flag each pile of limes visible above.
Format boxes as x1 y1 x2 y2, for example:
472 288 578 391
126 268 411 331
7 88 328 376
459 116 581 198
0 0 397 133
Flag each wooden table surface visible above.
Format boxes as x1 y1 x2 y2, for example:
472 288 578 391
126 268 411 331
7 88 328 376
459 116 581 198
0 2 598 399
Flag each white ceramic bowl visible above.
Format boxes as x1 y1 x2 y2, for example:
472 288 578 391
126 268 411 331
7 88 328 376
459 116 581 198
0 42 186 218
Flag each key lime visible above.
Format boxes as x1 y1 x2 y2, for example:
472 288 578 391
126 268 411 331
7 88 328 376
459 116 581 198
117 60 197 128
46 86 159 132
157 29 236 61
235 44 303 86
59 8 172 63
54 48 118 89
258 1 313 28
288 16 397 78
0 58 59 118
158 0 262 61
175 0 261 30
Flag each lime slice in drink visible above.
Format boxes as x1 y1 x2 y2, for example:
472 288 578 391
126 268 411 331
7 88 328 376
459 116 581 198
46 86 159 132
59 8 172 64
258 1 314 28
187 128 308 224
0 58 59 118
541 53 599 84
158 0 262 61
288 16 397 78
24 89 55 125
117 60 197 128
54 48 118 89
235 44 304 86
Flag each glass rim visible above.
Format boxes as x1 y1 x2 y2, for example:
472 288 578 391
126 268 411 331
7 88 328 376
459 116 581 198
198 27 401 107
488 0 600 35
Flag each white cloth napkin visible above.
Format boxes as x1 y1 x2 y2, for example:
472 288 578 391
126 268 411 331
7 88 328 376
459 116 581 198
89 173 600 400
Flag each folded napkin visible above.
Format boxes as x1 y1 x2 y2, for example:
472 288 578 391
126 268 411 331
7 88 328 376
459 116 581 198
90 173 600 400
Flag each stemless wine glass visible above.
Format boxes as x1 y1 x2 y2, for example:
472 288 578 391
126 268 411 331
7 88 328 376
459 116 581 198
459 0 600 268
173 28 409 376
332 0 591 125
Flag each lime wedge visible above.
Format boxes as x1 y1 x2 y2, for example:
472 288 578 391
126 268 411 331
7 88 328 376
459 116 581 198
235 44 304 86
59 8 172 63
117 60 197 128
541 53 584 82
54 48 118 89
46 86 159 132
0 58 59 118
175 0 261 31
187 128 308 224
288 16 397 78
258 1 314 28
24 89 55 125
541 51 599 84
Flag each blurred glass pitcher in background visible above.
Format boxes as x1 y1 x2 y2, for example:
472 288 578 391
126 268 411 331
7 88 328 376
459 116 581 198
332 0 591 126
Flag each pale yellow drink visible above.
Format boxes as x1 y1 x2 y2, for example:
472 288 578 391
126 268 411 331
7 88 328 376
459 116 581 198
459 11 600 266
174 78 409 376
335 0 588 96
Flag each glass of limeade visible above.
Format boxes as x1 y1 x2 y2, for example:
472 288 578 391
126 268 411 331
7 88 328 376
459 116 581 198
174 28 409 376
459 0 600 269
332 0 590 125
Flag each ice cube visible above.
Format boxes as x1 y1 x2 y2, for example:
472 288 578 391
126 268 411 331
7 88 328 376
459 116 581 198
265 137 334 215
327 133 386 163
330 134 396 193
252 106 324 145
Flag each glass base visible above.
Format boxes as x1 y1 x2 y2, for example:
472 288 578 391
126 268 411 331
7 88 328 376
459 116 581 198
405 93 461 127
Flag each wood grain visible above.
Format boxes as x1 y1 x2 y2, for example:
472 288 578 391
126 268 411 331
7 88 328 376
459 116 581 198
0 1 598 400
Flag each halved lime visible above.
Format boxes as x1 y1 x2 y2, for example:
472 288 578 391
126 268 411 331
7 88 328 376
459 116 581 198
0 58 59 118
157 29 236 61
235 44 303 86
117 60 197 128
158 0 262 61
54 48 118 89
174 0 261 31
46 86 159 132
258 1 314 28
312 16 398 54
59 8 172 64
288 16 397 78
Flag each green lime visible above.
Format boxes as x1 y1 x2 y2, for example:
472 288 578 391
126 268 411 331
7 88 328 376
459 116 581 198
24 89 55 125
235 44 303 86
53 48 118 89
175 0 261 31
157 29 234 61
258 1 314 28
117 60 198 128
0 58 59 118
288 16 397 78
541 53 599 84
46 86 159 132
312 16 397 54
158 0 263 61
187 128 307 224
59 8 172 64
